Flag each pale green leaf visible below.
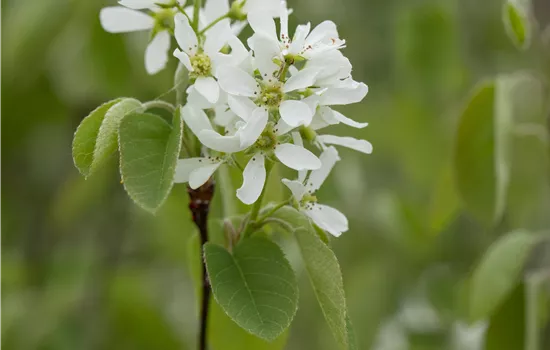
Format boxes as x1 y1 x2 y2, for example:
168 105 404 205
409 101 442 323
118 111 183 212
454 81 497 224
470 230 536 322
72 98 121 176
503 1 530 50
92 98 143 173
270 206 350 349
204 237 298 341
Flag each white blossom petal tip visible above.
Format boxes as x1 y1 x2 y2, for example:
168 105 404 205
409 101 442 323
237 154 267 204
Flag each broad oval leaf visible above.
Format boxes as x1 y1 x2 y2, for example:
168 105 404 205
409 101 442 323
72 99 121 176
119 111 183 212
270 206 350 349
454 81 497 225
503 1 530 50
469 230 536 322
92 98 143 173
204 237 298 341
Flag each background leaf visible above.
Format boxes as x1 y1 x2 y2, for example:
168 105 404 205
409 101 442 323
72 99 121 176
469 230 536 322
503 1 530 50
485 284 525 350
118 111 183 212
454 81 497 225
270 206 350 349
204 237 298 341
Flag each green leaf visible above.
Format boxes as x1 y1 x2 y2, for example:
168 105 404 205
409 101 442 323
270 206 350 349
346 315 358 350
204 237 298 341
72 98 121 176
92 98 143 173
469 230 536 322
485 284 525 350
118 111 183 212
454 81 500 225
503 1 530 50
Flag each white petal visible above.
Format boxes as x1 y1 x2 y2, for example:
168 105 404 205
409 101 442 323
275 143 321 170
332 110 368 128
305 20 339 47
279 2 289 40
283 68 318 92
204 0 229 22
320 81 369 106
212 36 249 71
304 204 348 237
306 146 340 192
198 130 243 153
118 0 157 10
145 30 170 75
204 19 231 56
237 154 266 204
317 135 373 154
181 105 213 136
174 13 198 55
281 179 307 201
243 0 280 17
248 34 280 78
279 100 314 127
174 49 193 72
291 131 303 147
187 85 214 109
174 157 221 188
274 119 295 136
231 21 248 36
227 95 256 121
238 108 268 148
302 94 320 115
189 163 222 189
213 104 237 127
99 7 154 33
217 65 260 97
289 23 311 55
247 11 277 41
194 76 220 104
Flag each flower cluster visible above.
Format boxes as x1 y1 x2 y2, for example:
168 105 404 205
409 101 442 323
100 0 371 237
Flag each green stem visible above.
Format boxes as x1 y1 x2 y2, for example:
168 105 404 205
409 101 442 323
175 4 192 24
192 0 202 32
256 198 291 224
199 14 230 35
242 161 274 238
143 100 176 113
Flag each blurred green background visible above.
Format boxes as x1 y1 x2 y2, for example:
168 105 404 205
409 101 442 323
2 0 550 349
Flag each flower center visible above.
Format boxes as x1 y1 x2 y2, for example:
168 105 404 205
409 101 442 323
254 124 278 151
190 53 212 77
257 83 283 108
301 193 318 206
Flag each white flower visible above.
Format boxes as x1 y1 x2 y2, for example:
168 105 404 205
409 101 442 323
236 121 322 204
173 13 248 104
282 145 348 237
247 1 345 62
99 2 183 74
217 63 319 127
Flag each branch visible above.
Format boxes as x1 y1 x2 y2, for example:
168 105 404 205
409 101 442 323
187 179 215 350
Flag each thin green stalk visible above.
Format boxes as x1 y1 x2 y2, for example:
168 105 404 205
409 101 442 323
192 0 202 32
256 198 291 224
199 14 230 35
175 4 192 24
242 161 274 238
